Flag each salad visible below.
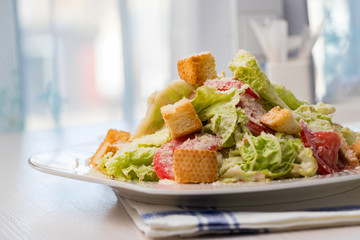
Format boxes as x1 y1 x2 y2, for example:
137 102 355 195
89 49 360 184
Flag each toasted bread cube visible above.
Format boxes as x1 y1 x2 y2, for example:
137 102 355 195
90 129 130 166
174 149 218 183
336 130 359 167
260 106 301 134
105 129 131 143
161 99 202 139
177 52 217 85
351 139 360 159
90 142 118 166
131 80 196 140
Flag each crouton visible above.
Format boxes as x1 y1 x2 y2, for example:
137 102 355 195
90 129 130 166
90 142 118 166
106 129 131 143
177 52 217 85
131 80 196 140
161 99 202 139
174 149 218 183
260 106 301 134
351 139 360 159
337 130 359 167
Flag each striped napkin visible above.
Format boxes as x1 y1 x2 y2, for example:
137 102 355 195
119 187 360 238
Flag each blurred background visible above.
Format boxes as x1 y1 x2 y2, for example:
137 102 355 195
1 0 360 133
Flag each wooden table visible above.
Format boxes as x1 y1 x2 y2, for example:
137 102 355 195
2 122 360 240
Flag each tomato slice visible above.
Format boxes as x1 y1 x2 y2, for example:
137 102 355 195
204 79 261 100
153 137 187 180
153 134 222 180
299 119 342 174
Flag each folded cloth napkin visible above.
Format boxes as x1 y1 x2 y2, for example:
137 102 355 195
119 197 360 238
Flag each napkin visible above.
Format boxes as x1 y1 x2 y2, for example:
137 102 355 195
119 193 360 238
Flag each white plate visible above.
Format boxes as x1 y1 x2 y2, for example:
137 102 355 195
28 142 360 208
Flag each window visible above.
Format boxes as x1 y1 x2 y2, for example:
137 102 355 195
8 0 351 132
14 0 172 131
18 0 126 130
308 0 360 103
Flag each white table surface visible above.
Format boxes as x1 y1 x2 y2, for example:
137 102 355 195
2 121 360 240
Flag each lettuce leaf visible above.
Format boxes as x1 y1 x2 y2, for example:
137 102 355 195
105 146 158 180
228 49 288 108
131 128 171 148
313 102 336 115
275 133 318 178
191 85 248 147
98 129 170 181
293 103 334 131
219 132 318 181
239 132 294 178
218 132 296 180
131 80 195 139
218 156 251 182
122 165 159 181
290 148 318 177
340 127 360 146
274 83 307 110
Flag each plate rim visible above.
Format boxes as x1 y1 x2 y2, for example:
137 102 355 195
28 152 360 197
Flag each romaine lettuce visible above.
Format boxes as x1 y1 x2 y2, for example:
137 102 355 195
104 146 158 180
290 148 318 177
131 80 195 139
275 133 318 178
218 156 252 182
122 165 159 181
228 49 288 109
219 132 318 181
314 102 336 115
293 103 334 131
98 129 170 181
132 128 171 147
191 85 247 147
274 83 307 110
340 127 360 146
239 132 294 178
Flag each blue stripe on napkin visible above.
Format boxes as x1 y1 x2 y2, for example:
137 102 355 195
198 210 230 230
141 210 193 220
139 205 360 235
225 210 240 229
140 209 267 233
190 211 204 231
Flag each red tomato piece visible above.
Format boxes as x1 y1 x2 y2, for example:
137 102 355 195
204 79 272 136
204 79 261 100
299 119 342 174
153 134 222 180
246 120 274 136
153 138 186 180
178 134 222 151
